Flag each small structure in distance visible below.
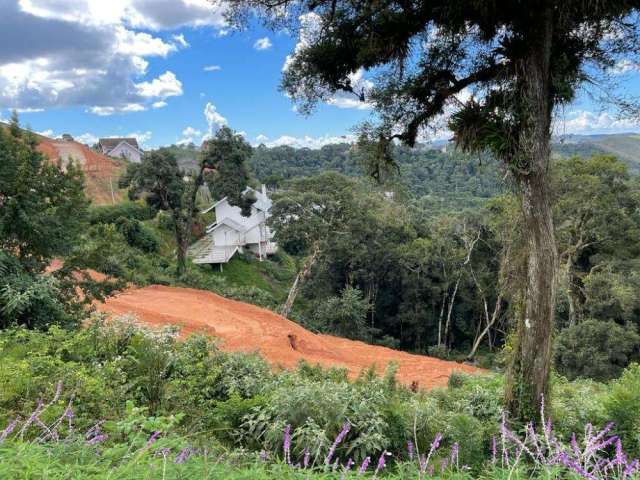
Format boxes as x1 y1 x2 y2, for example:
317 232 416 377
189 185 277 266
98 137 143 163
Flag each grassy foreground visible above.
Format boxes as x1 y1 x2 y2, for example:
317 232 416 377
0 319 638 479
0 441 590 479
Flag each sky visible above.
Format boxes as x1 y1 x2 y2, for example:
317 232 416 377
1 0 640 150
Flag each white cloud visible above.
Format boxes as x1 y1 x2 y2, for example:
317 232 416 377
254 37 273 51
127 130 152 147
152 100 168 109
325 69 374 110
204 65 222 72
555 110 640 135
255 134 269 144
203 102 228 139
283 12 321 72
89 103 146 116
135 71 183 99
0 1 224 112
16 107 44 113
76 132 99 145
183 126 202 137
610 59 640 75
283 14 373 110
177 125 202 144
115 27 176 57
172 33 189 48
259 134 355 149
37 128 54 137
17 0 227 31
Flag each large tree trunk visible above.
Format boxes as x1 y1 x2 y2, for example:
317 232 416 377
506 174 557 419
505 7 558 421
280 243 320 318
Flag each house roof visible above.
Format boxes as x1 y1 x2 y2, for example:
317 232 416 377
201 186 272 214
208 217 246 233
98 137 140 151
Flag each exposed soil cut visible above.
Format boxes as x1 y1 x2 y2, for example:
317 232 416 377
37 135 125 205
96 285 483 388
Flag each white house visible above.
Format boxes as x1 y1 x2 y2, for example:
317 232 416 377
188 185 277 265
98 138 143 163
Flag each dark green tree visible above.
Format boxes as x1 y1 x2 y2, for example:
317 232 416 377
227 0 640 419
271 172 356 317
555 319 640 381
121 127 254 277
0 117 91 328
552 155 640 327
312 286 372 340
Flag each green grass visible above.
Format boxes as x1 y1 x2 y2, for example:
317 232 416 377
205 252 296 303
0 441 580 479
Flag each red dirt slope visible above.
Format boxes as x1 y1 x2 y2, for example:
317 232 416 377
95 285 483 389
37 135 124 205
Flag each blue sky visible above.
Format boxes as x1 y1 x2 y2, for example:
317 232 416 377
1 1 639 149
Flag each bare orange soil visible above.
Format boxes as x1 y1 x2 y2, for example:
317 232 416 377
37 136 124 205
96 285 483 388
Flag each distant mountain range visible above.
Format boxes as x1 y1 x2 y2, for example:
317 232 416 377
167 132 640 176
551 133 640 173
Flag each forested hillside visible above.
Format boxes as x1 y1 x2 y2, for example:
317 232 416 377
2 110 640 480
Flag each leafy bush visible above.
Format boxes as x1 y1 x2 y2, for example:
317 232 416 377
555 319 640 381
550 376 608 438
88 202 156 225
311 287 371 340
0 252 80 329
115 217 160 253
1 320 639 476
605 363 640 456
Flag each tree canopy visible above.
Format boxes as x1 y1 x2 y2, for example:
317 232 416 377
226 0 640 419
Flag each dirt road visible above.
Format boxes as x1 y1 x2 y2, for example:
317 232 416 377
96 285 483 388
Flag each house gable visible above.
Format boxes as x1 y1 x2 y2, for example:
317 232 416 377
189 184 277 264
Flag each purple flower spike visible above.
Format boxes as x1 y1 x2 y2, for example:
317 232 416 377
303 447 310 468
407 440 414 460
283 424 292 464
419 454 427 473
624 459 638 478
87 433 108 446
0 418 20 444
145 431 160 448
450 442 459 466
175 447 192 464
431 432 442 451
325 422 350 465
491 435 497 464
345 458 354 470
374 450 389 475
357 456 370 475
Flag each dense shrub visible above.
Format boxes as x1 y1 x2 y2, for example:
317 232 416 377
88 202 156 225
0 321 639 475
311 287 371 340
555 319 640 381
605 363 640 456
115 217 160 253
0 253 75 329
